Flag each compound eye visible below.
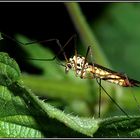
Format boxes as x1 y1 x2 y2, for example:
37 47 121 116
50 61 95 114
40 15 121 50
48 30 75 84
67 63 72 69
77 63 80 67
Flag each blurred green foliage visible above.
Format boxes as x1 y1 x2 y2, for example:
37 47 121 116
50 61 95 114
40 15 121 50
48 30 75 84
91 3 140 116
93 3 140 79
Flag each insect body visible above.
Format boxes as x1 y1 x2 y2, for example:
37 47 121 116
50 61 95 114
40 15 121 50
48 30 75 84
66 54 140 87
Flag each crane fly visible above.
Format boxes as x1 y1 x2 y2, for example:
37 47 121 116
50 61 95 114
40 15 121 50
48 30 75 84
1 32 140 118
65 48 140 87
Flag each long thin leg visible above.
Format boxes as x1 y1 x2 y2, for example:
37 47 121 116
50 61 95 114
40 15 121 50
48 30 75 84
96 78 129 118
58 34 77 63
87 46 102 117
80 46 91 78
83 46 128 117
87 47 102 117
98 78 101 118
131 89 140 112
124 74 140 111
89 45 96 65
1 32 76 63
72 35 78 76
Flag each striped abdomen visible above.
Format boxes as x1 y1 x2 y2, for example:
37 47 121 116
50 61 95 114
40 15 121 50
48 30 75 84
87 64 140 87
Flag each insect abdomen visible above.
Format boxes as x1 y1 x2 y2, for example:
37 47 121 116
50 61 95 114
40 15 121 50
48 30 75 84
88 65 140 87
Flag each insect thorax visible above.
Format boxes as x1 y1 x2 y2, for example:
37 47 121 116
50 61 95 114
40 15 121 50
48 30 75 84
65 55 91 77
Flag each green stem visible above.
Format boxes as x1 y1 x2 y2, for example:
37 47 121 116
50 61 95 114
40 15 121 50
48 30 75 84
64 2 110 66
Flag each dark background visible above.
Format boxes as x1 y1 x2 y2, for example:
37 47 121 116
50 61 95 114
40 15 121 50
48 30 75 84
0 2 109 73
0 2 107 38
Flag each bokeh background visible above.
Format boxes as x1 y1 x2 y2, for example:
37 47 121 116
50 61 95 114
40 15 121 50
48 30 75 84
0 2 140 118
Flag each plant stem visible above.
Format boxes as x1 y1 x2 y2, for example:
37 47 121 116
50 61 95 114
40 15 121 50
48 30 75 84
65 2 110 66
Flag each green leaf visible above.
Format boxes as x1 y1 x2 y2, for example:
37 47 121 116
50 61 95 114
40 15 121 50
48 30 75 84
0 86 44 137
0 52 21 86
0 52 44 137
0 118 43 138
43 103 98 137
94 116 140 137
10 82 99 137
0 52 99 137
